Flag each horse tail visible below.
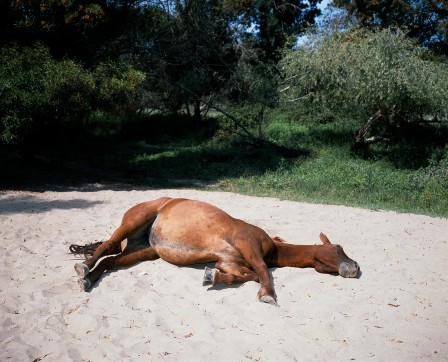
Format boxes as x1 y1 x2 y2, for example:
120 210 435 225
69 241 102 258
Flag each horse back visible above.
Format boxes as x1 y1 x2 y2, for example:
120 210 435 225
148 199 243 264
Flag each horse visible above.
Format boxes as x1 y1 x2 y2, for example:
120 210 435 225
70 197 360 305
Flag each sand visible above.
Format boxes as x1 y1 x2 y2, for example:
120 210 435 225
1 188 447 361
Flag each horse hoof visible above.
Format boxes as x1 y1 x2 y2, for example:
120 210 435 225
74 263 90 278
259 295 279 307
78 278 91 292
203 266 215 286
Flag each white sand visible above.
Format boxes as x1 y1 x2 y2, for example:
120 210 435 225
1 189 447 361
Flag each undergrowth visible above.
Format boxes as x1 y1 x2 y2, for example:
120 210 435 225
3 111 447 217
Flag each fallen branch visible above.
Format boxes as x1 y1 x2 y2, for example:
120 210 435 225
355 110 384 144
238 133 309 158
363 134 392 144
159 76 304 157
207 104 307 157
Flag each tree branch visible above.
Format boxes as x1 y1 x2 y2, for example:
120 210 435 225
355 109 384 144
154 75 306 157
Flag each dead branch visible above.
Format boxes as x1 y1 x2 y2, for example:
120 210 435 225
238 133 308 158
363 134 392 144
355 110 384 144
160 76 305 157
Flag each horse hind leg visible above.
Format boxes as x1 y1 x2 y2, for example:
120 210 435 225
75 220 148 277
78 245 160 291
73 240 122 278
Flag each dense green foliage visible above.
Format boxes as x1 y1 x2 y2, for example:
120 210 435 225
0 44 94 146
0 0 322 114
0 44 144 152
249 115 448 216
281 29 448 136
333 0 448 55
4 112 446 216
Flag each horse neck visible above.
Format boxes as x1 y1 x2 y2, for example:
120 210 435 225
268 242 319 268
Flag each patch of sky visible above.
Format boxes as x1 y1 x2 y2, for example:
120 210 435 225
296 0 350 48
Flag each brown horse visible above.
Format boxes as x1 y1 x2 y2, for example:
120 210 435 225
70 197 359 305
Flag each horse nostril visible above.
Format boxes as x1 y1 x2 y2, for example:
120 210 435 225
339 262 350 277
339 261 360 278
352 262 360 277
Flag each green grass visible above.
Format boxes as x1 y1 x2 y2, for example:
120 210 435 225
226 147 447 216
3 111 447 217
128 114 448 216
224 116 448 216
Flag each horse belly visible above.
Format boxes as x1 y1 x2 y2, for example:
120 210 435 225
150 236 229 265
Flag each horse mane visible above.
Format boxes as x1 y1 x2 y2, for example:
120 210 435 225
69 242 102 258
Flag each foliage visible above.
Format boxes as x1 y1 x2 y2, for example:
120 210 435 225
412 148 448 192
113 1 240 118
333 0 448 55
225 44 280 135
0 44 144 150
281 28 448 128
0 44 93 146
93 62 145 113
0 0 111 62
2 0 447 218
0 0 325 123
228 0 322 62
8 110 447 216
231 116 448 216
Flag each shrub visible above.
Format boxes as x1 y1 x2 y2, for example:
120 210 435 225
93 62 145 114
0 44 95 147
0 44 144 153
280 28 448 139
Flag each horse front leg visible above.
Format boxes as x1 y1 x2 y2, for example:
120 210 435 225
232 239 278 306
78 246 160 291
203 261 258 286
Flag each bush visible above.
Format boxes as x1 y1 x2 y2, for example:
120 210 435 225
0 44 95 147
93 62 145 113
0 44 145 153
281 28 448 126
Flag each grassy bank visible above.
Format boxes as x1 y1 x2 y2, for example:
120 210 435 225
2 112 447 217
224 148 447 216
221 116 448 217
88 112 448 217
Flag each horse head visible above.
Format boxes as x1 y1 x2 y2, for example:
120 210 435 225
313 233 360 278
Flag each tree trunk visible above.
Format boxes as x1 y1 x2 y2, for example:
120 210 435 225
185 101 191 118
257 103 266 137
194 99 201 124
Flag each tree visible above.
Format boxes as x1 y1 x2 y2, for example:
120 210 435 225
1 1 105 60
0 0 147 64
332 0 448 55
1 0 325 130
280 28 448 145
0 44 144 157
114 0 325 119
224 0 322 62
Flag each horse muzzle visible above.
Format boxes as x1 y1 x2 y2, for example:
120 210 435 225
339 261 360 278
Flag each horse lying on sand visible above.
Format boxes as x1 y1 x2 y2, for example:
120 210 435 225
70 197 360 305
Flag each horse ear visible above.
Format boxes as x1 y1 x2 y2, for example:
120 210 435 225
319 232 332 245
272 236 286 243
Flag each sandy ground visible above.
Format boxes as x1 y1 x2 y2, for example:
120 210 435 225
1 188 447 361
